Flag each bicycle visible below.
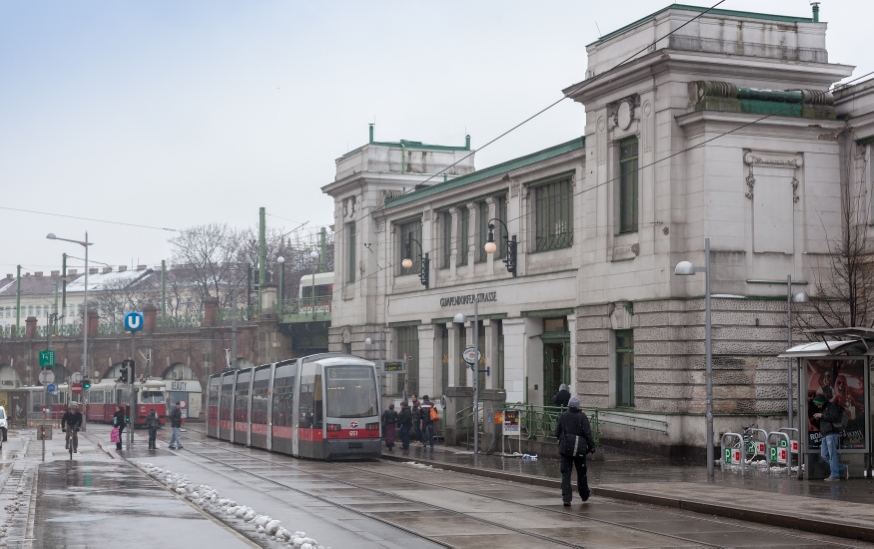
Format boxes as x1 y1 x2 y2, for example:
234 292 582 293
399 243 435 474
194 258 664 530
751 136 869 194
64 427 79 460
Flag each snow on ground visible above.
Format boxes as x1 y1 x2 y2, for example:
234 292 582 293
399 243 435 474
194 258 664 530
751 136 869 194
136 462 329 549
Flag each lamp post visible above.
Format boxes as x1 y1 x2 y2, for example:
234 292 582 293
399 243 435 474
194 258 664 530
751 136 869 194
277 256 286 314
310 250 319 319
47 232 92 422
401 234 430 288
454 298 479 467
484 218 517 276
675 237 713 478
786 275 808 433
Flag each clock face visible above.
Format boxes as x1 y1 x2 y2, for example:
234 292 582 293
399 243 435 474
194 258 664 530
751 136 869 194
617 101 632 130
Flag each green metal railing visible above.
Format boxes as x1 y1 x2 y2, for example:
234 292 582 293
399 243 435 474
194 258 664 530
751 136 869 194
278 296 332 321
595 409 668 434
453 402 603 449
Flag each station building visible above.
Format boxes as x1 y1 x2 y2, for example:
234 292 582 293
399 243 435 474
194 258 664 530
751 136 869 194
324 4 874 456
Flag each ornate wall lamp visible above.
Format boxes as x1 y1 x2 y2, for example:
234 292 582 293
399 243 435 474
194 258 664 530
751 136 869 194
484 218 517 277
401 234 430 288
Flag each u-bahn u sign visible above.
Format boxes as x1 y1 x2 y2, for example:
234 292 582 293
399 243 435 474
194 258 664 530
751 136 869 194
439 292 497 307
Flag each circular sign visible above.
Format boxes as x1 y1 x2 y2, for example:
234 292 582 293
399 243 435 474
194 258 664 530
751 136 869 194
39 370 56 385
71 372 83 383
178 400 187 409
462 346 481 366
47 383 56 394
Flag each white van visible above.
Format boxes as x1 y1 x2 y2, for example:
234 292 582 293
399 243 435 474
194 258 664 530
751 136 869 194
0 405 7 444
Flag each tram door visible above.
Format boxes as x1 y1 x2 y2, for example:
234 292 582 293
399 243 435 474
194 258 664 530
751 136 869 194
542 342 569 407
219 373 235 441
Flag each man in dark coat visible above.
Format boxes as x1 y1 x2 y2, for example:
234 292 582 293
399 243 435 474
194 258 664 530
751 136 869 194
419 395 436 449
397 401 413 450
168 402 183 450
113 405 127 451
554 395 596 506
146 408 161 450
62 403 84 453
811 395 847 480
552 384 571 407
382 403 399 450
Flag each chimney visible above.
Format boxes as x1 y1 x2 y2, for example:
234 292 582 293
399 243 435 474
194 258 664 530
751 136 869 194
118 265 127 272
35 272 43 277
25 272 30 277
137 265 147 271
89 268 98 274
102 267 112 274
6 274 12 279
69 269 78 275
51 270 59 276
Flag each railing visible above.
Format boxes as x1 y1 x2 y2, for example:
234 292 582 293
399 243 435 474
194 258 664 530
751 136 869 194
278 296 332 321
216 306 258 325
595 409 669 435
455 403 482 449
156 314 204 329
503 402 602 447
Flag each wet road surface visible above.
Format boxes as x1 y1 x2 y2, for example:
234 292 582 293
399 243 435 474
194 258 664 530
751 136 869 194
136 426 874 549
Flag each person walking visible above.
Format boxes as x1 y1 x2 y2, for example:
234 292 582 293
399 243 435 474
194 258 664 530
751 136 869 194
811 395 848 481
554 396 596 506
552 384 571 408
411 395 422 443
113 405 127 451
419 395 436 450
397 401 412 450
146 408 160 450
382 403 398 450
168 402 183 450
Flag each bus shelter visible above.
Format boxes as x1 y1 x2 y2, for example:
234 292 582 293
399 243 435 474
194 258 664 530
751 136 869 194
780 328 873 479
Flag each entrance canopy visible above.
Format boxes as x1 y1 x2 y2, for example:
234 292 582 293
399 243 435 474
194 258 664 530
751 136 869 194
779 328 874 358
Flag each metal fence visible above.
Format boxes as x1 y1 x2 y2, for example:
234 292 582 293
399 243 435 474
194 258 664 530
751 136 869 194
278 296 332 320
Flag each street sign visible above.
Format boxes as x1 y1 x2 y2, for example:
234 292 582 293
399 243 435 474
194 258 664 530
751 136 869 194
71 383 82 395
462 346 481 366
124 311 144 332
71 372 83 383
46 383 56 394
731 448 741 464
770 446 788 464
790 440 799 453
36 425 52 440
38 370 55 385
381 360 406 374
178 400 187 409
39 350 55 367
755 441 765 455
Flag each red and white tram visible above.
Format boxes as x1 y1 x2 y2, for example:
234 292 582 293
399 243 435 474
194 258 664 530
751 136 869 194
24 380 168 426
208 353 381 460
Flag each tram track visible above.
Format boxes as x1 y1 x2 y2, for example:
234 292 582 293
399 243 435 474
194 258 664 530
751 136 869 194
157 430 735 549
174 426 868 549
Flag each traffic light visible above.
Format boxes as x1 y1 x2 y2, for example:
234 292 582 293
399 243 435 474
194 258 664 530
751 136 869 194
83 379 91 390
119 359 134 384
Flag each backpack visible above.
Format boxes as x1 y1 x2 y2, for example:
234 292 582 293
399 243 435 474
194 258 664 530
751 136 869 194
430 407 439 422
561 412 589 457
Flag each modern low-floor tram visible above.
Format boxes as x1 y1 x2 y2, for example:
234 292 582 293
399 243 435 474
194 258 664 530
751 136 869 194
208 353 381 460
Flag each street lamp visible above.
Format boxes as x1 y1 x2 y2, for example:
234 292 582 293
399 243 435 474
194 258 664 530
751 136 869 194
484 219 517 276
675 237 714 478
401 234 430 288
47 232 93 419
454 300 480 467
786 276 809 438
277 256 285 314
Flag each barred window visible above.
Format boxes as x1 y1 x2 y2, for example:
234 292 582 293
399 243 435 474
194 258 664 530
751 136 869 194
619 137 639 234
346 222 356 283
495 195 507 259
396 325 419 395
458 207 470 266
397 219 422 276
616 330 634 408
442 211 452 269
534 177 573 251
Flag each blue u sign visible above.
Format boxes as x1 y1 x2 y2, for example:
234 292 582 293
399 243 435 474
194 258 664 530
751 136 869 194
124 312 144 332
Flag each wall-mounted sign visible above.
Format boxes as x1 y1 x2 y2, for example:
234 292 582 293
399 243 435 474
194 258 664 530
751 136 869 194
439 292 497 307
381 360 406 374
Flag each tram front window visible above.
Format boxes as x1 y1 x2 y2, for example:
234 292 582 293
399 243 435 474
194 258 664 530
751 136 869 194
325 366 377 418
141 391 165 404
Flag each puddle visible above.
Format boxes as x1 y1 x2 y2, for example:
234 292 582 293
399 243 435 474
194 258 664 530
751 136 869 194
46 514 110 522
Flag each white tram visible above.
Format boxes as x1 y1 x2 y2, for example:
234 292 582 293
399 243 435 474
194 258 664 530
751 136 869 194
208 353 381 460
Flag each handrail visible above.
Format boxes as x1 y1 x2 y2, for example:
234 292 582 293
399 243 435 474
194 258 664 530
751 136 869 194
502 402 601 447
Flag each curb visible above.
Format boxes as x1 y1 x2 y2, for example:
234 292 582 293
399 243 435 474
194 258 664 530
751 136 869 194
379 453 874 543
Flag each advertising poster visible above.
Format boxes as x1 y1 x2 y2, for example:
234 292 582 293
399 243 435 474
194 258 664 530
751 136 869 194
503 410 520 434
806 359 868 451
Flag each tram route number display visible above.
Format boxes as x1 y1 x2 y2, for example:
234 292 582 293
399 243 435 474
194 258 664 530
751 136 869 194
381 360 406 374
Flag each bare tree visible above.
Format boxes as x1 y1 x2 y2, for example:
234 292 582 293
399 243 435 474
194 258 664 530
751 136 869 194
800 144 874 329
94 271 156 324
170 224 243 308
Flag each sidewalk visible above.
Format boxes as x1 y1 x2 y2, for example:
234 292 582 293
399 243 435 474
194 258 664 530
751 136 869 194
2 424 254 548
381 442 874 543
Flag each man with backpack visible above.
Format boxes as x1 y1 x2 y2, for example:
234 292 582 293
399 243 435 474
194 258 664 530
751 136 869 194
419 395 437 450
554 395 596 506
811 395 848 481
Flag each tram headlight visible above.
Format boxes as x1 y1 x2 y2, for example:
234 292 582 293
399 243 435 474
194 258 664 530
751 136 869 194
327 424 342 432
366 422 379 431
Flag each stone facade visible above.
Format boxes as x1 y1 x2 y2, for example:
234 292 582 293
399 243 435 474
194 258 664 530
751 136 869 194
323 4 874 455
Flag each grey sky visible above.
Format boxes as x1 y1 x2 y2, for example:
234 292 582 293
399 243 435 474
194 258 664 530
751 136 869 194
1 1 868 274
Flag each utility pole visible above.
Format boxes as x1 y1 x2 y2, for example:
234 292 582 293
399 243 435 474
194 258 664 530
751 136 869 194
258 207 266 313
161 260 166 318
15 265 21 337
129 334 136 451
62 253 67 326
231 285 238 370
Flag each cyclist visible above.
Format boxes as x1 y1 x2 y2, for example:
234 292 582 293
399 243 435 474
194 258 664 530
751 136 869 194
62 403 84 453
